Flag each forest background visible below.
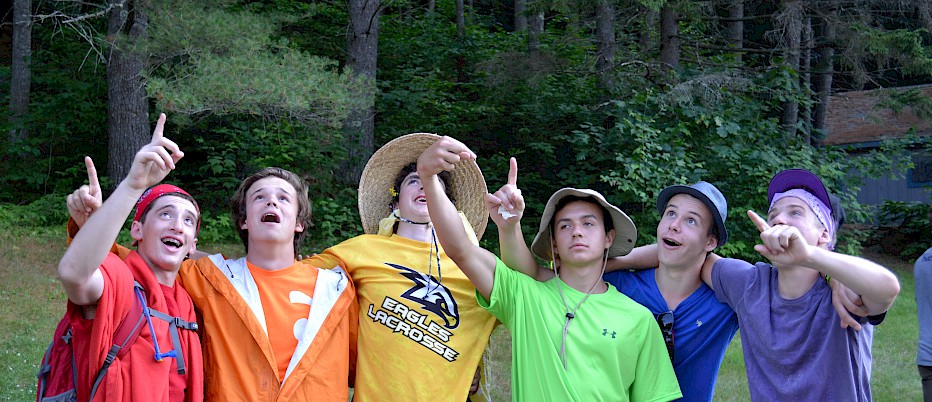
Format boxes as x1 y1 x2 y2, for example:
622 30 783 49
1 0 931 400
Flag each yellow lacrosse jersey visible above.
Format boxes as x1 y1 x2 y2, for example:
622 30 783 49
308 234 497 402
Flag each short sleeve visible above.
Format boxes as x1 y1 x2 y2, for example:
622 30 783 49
711 257 757 308
476 257 525 326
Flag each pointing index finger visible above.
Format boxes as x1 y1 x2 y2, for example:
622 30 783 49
507 157 518 186
84 156 100 195
746 210 771 233
150 113 166 144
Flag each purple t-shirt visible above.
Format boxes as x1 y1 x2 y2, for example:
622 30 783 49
711 257 875 402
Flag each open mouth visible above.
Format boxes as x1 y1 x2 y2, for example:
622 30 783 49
415 195 427 203
162 237 182 249
662 238 682 247
261 213 281 223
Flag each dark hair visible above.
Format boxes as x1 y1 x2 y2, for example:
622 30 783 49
138 193 201 236
391 162 455 207
230 167 311 259
551 195 612 234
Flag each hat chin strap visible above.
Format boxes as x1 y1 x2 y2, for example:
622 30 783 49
393 210 430 225
550 229 608 370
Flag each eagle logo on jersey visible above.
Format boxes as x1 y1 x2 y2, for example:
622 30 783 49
389 263 460 329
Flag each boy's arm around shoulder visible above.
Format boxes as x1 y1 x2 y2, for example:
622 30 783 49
805 248 900 315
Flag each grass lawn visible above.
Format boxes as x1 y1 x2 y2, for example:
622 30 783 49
2 229 922 401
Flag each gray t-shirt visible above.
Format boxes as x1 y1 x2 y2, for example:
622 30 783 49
916 247 932 366
712 257 875 402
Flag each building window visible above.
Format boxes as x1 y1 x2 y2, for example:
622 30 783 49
909 154 932 188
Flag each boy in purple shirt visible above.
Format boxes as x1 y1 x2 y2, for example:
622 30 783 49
703 169 900 401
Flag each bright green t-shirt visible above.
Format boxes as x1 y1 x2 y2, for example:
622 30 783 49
479 258 682 402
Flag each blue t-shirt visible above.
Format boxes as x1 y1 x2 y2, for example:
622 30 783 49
604 269 738 402
711 257 875 402
916 247 932 366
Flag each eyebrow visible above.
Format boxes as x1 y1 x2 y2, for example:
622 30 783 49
155 204 198 218
666 203 704 221
557 214 599 224
250 186 294 197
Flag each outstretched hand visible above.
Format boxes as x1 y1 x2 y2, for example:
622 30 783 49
485 157 525 227
747 210 813 266
124 113 183 191
66 156 102 228
416 136 476 178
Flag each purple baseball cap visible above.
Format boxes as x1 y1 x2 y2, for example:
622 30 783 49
767 169 832 213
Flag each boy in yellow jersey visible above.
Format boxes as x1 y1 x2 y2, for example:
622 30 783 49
68 164 357 401
305 133 497 401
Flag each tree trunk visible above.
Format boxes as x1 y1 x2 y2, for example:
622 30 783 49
528 11 544 65
799 14 812 145
456 0 465 40
595 0 615 94
515 0 527 32
812 8 836 143
343 0 380 184
779 0 802 138
106 0 152 186
727 0 744 63
428 0 435 17
9 0 32 143
639 6 657 54
659 4 680 72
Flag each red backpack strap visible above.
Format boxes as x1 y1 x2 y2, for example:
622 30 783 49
87 281 146 399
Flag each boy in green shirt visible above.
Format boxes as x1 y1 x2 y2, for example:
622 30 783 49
417 136 681 401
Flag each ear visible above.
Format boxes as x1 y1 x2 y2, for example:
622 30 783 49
816 225 832 248
705 235 718 252
295 221 305 233
131 221 144 242
240 219 248 230
604 229 616 250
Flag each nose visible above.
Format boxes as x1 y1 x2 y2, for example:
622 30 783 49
770 213 786 226
571 225 583 237
168 216 184 232
668 217 681 232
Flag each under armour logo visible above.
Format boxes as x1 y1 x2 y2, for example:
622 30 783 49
696 319 703 326
602 329 617 338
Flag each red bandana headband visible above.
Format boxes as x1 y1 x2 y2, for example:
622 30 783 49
134 184 201 234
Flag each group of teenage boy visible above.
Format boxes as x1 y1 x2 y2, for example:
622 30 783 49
51 113 901 402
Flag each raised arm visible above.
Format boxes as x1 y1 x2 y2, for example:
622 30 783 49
417 136 498 300
485 157 553 282
747 210 900 315
58 113 182 305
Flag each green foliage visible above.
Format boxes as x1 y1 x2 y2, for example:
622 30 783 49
196 212 240 245
141 0 370 128
0 195 69 228
848 24 932 77
871 200 931 259
306 188 363 252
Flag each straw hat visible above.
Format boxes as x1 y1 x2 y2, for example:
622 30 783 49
358 133 489 240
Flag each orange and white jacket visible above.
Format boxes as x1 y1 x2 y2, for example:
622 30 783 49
177 255 357 402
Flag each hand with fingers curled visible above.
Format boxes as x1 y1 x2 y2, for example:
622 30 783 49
415 136 476 179
485 157 525 228
747 210 814 267
123 113 184 192
830 278 869 330
66 156 103 229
